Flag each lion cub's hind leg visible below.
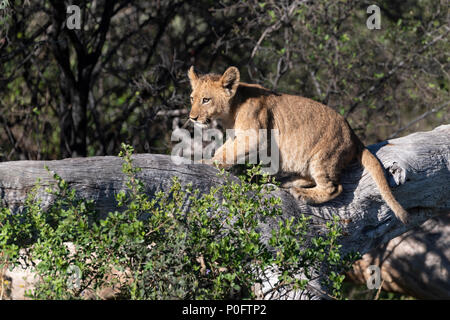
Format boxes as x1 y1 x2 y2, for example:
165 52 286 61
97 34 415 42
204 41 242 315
281 177 315 189
289 170 343 204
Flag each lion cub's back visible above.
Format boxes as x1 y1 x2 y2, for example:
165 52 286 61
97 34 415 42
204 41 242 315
270 94 358 173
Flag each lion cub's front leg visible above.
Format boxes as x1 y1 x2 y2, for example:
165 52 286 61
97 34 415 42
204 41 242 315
206 134 257 169
209 138 240 170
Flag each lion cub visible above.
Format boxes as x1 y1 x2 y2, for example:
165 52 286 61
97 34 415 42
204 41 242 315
187 66 409 224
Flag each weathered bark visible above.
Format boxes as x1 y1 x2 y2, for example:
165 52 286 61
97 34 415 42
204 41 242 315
346 213 450 299
1 125 449 299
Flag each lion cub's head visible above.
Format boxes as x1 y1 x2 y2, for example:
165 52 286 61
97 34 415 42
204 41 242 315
188 66 240 127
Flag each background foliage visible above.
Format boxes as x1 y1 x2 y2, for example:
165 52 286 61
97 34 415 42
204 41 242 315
0 0 448 161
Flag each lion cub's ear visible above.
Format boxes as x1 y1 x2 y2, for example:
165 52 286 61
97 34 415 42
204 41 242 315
220 66 240 97
188 66 198 88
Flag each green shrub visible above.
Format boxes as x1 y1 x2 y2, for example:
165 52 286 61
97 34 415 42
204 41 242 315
0 144 357 299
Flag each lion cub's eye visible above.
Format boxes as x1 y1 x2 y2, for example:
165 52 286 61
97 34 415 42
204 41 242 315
190 96 194 103
202 98 211 104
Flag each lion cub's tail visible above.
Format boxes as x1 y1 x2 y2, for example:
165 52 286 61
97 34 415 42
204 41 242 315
359 148 408 224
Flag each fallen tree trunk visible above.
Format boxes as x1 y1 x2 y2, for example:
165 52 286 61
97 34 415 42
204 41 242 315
1 124 449 299
346 213 450 299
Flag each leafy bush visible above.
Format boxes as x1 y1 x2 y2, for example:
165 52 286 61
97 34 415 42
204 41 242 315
0 144 356 299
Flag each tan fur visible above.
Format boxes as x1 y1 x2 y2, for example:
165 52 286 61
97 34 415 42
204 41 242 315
188 66 409 224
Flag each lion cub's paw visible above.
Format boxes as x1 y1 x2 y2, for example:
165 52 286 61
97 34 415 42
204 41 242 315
280 181 293 189
215 162 233 170
197 159 233 170
288 187 317 204
288 187 305 200
197 158 213 165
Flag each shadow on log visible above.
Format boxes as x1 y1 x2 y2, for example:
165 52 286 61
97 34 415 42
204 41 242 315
346 213 450 299
1 125 449 299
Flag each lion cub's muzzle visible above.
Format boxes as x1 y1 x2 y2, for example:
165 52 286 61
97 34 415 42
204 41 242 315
190 117 211 128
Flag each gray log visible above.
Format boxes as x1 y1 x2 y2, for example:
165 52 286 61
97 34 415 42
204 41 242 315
346 213 450 299
1 124 449 299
